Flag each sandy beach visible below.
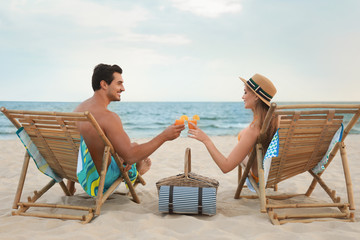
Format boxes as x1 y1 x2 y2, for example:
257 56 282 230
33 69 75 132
0 135 360 240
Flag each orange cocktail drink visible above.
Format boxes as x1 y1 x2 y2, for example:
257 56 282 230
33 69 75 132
175 119 184 125
188 120 197 129
175 115 188 125
188 115 200 129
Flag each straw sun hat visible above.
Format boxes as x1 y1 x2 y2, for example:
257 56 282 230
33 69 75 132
239 73 277 106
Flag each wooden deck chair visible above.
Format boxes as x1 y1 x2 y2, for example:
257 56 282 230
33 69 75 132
234 103 360 225
0 107 146 223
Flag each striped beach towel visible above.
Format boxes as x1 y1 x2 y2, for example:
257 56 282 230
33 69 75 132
16 127 62 182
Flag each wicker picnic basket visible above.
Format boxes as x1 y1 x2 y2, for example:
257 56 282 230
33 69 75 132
156 148 219 215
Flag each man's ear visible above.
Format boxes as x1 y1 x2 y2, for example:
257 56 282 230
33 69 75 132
100 80 108 89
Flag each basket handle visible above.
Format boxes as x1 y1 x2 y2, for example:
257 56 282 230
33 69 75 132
184 148 191 177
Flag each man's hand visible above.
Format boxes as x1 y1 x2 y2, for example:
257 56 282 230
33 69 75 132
161 124 185 141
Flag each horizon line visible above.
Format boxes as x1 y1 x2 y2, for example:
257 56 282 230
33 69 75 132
1 100 360 103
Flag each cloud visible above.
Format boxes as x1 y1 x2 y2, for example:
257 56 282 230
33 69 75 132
169 0 242 18
1 0 149 31
0 1 191 47
105 33 191 45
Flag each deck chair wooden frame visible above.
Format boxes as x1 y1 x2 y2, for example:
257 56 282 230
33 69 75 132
234 103 360 225
1 107 146 223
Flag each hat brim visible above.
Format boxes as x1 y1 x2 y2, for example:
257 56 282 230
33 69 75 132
239 77 247 84
239 76 271 106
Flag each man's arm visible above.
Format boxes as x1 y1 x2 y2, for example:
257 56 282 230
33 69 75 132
103 112 184 164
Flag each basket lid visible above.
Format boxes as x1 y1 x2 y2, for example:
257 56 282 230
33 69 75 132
156 148 219 189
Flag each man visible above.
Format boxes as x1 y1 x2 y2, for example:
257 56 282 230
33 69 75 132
67 63 184 195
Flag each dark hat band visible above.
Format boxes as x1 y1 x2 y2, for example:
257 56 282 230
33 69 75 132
247 78 273 102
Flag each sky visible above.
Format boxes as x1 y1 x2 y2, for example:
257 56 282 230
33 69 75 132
0 0 359 102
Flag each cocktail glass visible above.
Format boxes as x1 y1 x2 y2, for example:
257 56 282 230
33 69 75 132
188 120 197 129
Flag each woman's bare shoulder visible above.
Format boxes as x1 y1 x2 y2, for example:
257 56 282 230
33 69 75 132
243 124 260 138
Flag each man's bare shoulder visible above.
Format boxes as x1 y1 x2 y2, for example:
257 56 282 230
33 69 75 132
100 110 121 123
73 97 125 139
73 98 93 113
76 102 120 122
96 111 125 139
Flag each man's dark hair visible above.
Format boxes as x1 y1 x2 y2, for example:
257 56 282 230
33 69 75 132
92 64 123 91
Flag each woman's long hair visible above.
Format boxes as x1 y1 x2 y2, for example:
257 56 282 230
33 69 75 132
252 99 278 153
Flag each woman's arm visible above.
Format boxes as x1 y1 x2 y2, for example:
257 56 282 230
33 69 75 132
188 124 259 173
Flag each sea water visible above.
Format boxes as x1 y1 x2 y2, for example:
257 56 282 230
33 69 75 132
0 101 359 139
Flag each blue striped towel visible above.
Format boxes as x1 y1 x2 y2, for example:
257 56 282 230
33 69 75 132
16 127 62 182
159 186 217 215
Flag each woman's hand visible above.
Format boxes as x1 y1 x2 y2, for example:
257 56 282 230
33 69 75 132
188 122 210 144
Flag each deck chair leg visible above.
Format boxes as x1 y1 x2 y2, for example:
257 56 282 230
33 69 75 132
131 173 146 189
256 144 266 213
235 151 256 199
308 170 346 211
13 152 31 209
111 152 141 204
114 174 140 203
305 143 341 197
267 209 280 225
305 179 317 197
340 142 355 210
123 174 146 196
28 180 56 203
122 174 146 198
125 174 140 204
59 181 72 196
95 146 110 215
234 166 249 199
238 165 242 185
14 179 56 214
135 174 146 186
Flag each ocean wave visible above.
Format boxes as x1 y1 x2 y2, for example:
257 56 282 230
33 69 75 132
198 116 222 121
200 123 248 129
125 126 165 131
1 101 360 138
0 126 17 134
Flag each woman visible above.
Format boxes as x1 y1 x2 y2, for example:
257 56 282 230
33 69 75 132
188 74 278 180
